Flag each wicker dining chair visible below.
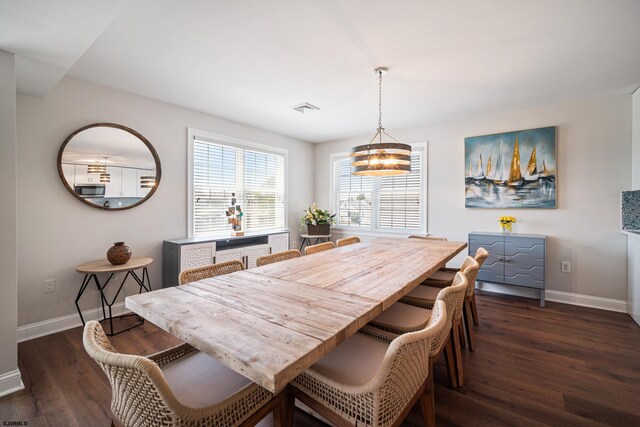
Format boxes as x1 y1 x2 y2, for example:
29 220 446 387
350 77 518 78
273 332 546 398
422 247 488 288
304 241 336 255
288 300 448 427
256 249 301 267
335 236 361 247
178 260 244 285
367 271 471 388
83 320 283 427
361 284 459 421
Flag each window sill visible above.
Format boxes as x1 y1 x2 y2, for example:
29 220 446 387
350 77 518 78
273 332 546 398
330 228 425 238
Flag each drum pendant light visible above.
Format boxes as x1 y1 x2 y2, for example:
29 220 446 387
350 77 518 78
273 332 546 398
350 67 411 176
99 157 110 183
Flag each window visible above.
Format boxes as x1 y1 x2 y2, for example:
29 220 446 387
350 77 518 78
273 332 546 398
332 145 425 233
188 130 286 237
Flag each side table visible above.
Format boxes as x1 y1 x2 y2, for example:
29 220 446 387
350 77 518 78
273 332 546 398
75 257 153 335
299 234 332 252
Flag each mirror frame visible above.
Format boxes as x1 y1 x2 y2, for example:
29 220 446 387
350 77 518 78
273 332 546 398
57 123 162 211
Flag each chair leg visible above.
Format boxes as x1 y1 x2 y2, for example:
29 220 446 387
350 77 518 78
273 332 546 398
458 319 466 349
443 338 458 388
451 318 464 388
471 293 479 325
278 386 295 427
420 363 437 427
464 297 476 352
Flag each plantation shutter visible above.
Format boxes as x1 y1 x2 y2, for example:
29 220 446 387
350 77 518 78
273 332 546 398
192 138 285 237
332 146 424 232
377 150 422 230
334 158 373 227
243 149 285 231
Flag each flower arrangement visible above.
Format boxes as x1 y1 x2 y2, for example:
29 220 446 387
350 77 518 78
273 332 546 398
498 215 516 233
301 202 336 226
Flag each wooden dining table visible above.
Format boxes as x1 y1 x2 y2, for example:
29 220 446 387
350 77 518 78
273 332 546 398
125 237 466 393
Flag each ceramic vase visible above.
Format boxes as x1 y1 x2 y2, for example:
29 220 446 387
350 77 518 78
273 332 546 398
107 242 132 265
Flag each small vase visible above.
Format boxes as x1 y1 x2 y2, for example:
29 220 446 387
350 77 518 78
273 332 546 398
500 225 512 235
107 242 132 265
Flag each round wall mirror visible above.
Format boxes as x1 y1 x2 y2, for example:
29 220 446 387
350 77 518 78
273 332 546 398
57 123 161 210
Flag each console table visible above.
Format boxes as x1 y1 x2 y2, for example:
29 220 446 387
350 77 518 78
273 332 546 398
163 230 290 288
469 232 546 306
75 257 153 335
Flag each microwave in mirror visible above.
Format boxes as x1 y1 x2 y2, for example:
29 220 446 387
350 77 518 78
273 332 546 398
74 184 106 198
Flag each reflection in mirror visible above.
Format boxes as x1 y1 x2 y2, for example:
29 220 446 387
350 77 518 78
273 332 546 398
57 123 161 210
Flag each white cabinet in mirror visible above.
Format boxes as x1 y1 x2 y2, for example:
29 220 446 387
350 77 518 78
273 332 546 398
57 123 161 210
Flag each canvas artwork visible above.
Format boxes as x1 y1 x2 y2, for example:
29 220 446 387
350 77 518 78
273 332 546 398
465 126 556 208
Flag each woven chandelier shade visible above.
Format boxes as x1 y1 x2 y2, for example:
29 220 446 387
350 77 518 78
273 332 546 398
350 67 411 176
87 164 106 174
140 175 156 188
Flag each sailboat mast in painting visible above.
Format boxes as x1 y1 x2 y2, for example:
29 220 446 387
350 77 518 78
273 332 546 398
464 126 556 208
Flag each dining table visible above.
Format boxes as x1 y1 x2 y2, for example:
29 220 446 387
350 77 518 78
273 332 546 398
125 236 467 393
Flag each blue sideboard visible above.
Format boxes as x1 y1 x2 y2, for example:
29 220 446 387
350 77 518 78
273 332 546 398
468 232 546 307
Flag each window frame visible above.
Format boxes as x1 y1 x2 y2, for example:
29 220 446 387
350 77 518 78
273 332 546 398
329 142 427 236
187 128 288 238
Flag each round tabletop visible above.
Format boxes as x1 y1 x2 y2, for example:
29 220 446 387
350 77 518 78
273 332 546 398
300 234 332 238
76 257 154 274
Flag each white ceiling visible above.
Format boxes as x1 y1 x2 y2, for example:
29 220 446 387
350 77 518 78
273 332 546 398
3 0 640 142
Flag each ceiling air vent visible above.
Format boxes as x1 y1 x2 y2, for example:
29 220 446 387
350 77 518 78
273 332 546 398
292 103 320 113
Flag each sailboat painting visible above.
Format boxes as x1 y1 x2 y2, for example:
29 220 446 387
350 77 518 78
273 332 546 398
465 126 556 208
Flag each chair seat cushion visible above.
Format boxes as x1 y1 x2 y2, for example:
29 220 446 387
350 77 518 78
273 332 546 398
162 350 253 408
308 333 389 386
369 302 432 333
426 270 455 282
406 285 440 301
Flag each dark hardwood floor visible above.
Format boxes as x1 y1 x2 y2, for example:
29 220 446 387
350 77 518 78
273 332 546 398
1 292 639 426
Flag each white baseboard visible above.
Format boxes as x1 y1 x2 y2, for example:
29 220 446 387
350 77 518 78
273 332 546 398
0 369 24 397
545 290 627 313
17 302 129 343
476 282 627 313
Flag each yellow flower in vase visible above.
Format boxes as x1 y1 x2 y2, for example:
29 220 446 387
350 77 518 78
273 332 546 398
498 216 516 234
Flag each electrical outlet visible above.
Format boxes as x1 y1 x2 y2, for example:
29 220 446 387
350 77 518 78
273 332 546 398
43 279 55 293
561 261 571 273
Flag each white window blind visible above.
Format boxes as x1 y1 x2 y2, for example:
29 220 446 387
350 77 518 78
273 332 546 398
333 147 424 232
192 137 285 237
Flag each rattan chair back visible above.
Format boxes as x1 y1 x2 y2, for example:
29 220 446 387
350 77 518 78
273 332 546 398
179 259 244 285
335 236 361 247
256 249 301 267
430 272 469 356
460 255 481 297
474 247 489 266
293 300 447 427
304 241 336 255
83 321 273 426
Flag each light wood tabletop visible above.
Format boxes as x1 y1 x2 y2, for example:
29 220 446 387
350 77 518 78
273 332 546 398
76 257 153 274
126 237 466 392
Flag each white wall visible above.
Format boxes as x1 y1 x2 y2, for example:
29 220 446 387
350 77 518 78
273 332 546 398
628 89 640 325
17 76 314 327
0 50 22 395
315 95 632 303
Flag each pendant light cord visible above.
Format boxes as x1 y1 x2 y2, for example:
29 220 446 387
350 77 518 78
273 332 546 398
378 70 383 130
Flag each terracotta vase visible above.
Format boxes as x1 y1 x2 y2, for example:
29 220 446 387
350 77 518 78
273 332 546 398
107 242 132 265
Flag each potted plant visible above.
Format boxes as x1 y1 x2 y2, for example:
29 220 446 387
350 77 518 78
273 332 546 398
302 203 336 235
